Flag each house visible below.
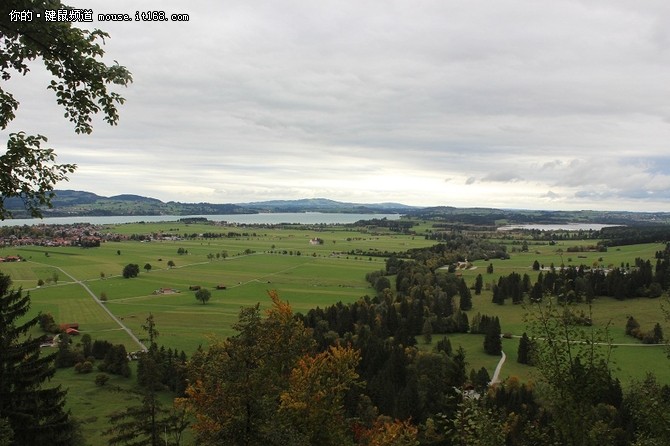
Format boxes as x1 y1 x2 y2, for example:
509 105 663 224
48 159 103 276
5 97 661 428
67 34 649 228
60 323 79 331
153 288 179 295
59 323 80 336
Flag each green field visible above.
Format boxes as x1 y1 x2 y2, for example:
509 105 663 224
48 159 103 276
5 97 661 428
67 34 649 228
3 222 670 445
3 224 430 351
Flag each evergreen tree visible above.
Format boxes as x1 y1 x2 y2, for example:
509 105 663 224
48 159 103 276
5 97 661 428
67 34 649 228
517 332 533 365
422 319 433 344
624 374 670 445
483 317 502 356
491 284 504 305
451 347 468 387
530 282 543 302
0 418 13 446
100 344 131 377
472 367 491 391
458 279 473 311
0 273 75 445
474 273 483 295
625 316 640 337
455 310 470 333
652 323 664 344
435 336 452 356
108 314 188 446
105 393 189 446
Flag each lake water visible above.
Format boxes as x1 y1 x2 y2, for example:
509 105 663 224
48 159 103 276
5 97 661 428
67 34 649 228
498 223 622 231
0 212 402 227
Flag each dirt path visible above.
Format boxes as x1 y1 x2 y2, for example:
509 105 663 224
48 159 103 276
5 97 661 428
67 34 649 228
490 334 667 386
490 350 507 385
29 261 147 352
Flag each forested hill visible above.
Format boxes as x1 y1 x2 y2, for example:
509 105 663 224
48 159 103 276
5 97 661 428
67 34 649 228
5 190 670 225
405 206 670 226
2 190 416 218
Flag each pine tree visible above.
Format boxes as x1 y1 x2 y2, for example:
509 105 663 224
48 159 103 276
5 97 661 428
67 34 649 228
625 316 640 337
517 332 533 365
422 319 433 344
107 314 188 446
105 392 167 446
483 317 502 356
652 323 664 344
474 274 483 295
0 273 75 445
458 279 473 311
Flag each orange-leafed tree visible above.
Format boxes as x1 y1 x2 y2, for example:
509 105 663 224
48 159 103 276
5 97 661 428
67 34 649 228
278 345 361 445
354 417 419 446
184 291 314 446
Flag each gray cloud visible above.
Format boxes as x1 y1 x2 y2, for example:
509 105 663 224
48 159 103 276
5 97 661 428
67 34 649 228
542 191 560 200
481 172 524 183
2 0 670 210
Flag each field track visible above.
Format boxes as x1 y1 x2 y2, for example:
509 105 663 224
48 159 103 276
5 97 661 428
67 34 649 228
28 260 147 351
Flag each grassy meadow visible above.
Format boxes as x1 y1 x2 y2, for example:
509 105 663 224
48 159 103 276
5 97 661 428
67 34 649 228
2 220 670 445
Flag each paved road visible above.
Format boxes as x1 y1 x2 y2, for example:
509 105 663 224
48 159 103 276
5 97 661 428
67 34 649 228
30 261 147 352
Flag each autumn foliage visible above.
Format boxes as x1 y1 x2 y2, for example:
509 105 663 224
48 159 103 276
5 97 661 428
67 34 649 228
183 291 418 446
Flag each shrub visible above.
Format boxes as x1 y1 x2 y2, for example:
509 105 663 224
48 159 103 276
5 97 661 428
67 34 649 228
95 373 110 387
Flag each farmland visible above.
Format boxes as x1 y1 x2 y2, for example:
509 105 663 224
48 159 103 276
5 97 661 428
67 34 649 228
2 219 670 444
1 220 667 379
2 222 435 350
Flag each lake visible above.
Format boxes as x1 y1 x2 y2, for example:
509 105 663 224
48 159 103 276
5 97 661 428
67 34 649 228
497 223 622 231
0 212 402 227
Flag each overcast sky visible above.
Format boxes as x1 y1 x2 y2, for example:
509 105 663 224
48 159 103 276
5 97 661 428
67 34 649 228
4 0 670 211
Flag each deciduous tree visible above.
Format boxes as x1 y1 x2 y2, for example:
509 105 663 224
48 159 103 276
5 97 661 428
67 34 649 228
195 288 211 305
0 1 131 219
185 291 314 446
527 300 621 446
278 345 360 445
122 263 140 278
355 418 419 446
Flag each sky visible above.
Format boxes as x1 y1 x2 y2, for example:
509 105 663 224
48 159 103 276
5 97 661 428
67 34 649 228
4 0 670 211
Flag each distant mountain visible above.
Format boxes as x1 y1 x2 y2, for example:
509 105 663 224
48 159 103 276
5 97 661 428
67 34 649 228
6 190 670 225
245 198 414 213
3 190 416 218
405 206 670 225
108 194 163 204
49 190 104 206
